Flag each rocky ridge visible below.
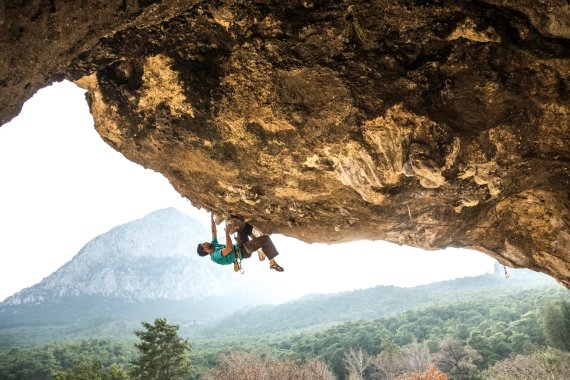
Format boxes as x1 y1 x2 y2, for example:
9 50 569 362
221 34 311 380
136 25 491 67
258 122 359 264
1 1 569 286
4 208 231 305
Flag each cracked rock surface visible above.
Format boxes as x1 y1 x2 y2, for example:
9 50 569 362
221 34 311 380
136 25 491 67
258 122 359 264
1 0 569 286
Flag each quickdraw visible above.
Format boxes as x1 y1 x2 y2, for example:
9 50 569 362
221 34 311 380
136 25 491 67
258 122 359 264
233 258 243 274
233 236 244 274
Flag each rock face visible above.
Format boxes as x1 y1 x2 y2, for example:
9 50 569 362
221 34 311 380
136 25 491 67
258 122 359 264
1 1 569 286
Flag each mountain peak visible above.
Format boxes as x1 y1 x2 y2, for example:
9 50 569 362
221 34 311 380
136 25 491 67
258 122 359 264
3 208 232 305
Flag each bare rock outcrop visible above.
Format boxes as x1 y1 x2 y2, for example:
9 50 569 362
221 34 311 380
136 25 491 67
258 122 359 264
1 1 569 286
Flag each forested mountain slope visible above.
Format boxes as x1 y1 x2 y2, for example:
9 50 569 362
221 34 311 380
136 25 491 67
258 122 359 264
194 270 560 338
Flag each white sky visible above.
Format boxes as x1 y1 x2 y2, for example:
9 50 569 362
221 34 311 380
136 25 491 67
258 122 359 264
0 81 496 302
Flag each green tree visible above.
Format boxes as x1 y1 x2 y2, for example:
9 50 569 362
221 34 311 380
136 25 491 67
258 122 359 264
508 331 533 354
487 331 512 359
466 330 495 368
132 318 193 380
509 311 545 346
53 361 129 380
541 299 570 351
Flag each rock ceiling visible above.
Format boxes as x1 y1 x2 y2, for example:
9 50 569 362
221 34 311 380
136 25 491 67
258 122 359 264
1 0 569 286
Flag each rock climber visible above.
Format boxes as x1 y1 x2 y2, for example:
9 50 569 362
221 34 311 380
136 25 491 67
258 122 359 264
196 212 284 272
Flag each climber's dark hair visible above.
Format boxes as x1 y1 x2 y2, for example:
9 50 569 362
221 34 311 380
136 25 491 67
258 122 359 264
197 244 208 257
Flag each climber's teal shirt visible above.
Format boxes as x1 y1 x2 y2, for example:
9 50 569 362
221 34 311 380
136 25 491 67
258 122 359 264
209 237 239 265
